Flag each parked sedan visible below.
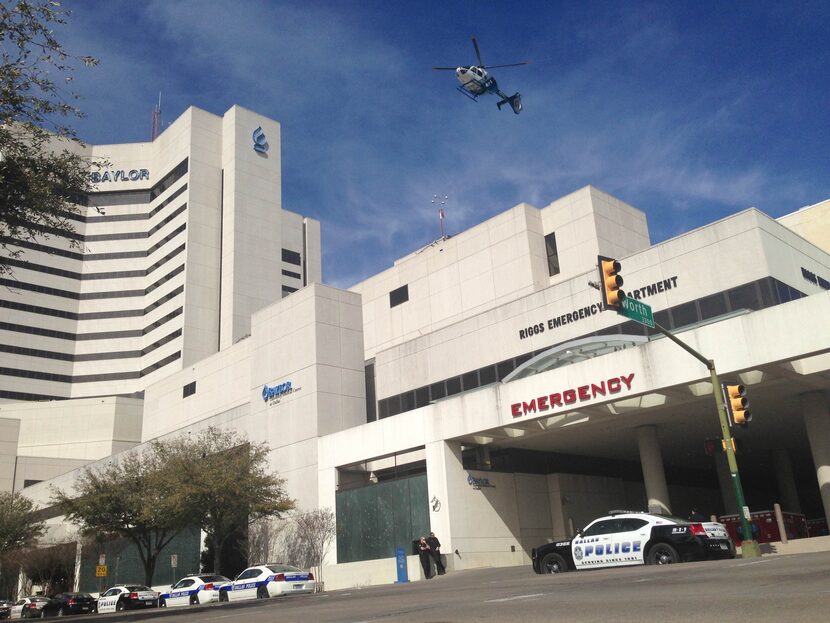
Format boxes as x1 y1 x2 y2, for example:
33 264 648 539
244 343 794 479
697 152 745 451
159 574 231 607
95 585 159 613
37 593 96 618
0 600 12 620
9 597 49 619
219 564 315 602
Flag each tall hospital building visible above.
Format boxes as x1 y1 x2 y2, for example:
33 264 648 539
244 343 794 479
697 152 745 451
1 105 320 403
2 105 830 592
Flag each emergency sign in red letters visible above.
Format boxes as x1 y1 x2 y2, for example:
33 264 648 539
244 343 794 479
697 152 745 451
510 373 635 417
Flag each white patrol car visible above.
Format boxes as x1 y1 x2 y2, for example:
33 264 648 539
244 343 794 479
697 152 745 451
95 585 159 613
532 510 735 574
218 564 315 602
158 574 231 607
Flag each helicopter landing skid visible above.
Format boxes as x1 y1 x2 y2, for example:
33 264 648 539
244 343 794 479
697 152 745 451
456 86 479 101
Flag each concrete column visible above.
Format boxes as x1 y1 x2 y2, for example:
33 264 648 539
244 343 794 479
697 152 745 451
425 440 464 568
772 448 802 514
636 426 671 515
715 453 739 515
801 392 830 526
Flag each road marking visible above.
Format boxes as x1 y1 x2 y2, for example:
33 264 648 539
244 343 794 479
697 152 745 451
734 559 770 567
486 593 546 603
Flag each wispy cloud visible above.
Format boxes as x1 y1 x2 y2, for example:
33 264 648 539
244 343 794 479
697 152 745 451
58 1 830 287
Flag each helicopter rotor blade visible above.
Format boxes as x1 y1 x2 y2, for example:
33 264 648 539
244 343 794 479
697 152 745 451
482 62 530 69
432 66 459 71
471 36 483 66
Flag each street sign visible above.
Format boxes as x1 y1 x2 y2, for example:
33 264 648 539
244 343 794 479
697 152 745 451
95 565 107 577
98 554 106 566
620 297 654 327
170 554 178 568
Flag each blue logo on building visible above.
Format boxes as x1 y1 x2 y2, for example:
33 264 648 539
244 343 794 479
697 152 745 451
252 127 268 154
262 381 292 402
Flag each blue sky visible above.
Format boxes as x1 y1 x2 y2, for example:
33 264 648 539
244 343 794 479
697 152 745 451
57 0 830 288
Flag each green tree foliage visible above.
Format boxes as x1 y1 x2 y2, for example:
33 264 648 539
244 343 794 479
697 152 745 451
158 428 295 575
0 0 102 278
53 447 192 586
0 490 45 553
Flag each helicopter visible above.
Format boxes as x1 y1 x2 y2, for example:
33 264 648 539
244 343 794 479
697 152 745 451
433 37 529 114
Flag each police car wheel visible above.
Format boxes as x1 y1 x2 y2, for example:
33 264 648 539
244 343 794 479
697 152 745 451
189 594 199 606
541 552 568 574
116 601 126 612
159 598 166 608
256 586 268 599
219 591 228 602
647 543 679 565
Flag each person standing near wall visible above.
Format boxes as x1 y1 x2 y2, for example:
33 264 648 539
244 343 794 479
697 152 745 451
426 532 445 575
418 536 433 579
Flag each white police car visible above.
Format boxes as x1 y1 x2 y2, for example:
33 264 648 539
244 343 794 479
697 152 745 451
532 510 735 574
158 574 231 607
95 585 159 613
218 564 315 602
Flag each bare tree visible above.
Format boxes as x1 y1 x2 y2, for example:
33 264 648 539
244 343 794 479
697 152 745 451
293 508 336 591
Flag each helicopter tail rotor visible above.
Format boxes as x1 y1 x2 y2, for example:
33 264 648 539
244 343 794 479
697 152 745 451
497 92 523 114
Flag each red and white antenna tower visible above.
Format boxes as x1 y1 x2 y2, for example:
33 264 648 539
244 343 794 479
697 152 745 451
432 194 448 240
150 93 162 141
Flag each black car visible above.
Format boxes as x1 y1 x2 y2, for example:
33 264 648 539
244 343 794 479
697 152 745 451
532 511 735 574
38 593 96 618
0 600 12 620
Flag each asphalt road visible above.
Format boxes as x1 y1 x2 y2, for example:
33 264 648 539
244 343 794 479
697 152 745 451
58 552 830 623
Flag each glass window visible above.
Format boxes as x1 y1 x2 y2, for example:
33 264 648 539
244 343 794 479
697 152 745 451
415 386 430 408
183 381 196 398
281 249 302 265
479 365 497 385
544 232 561 276
430 381 446 401
496 359 515 380
698 292 728 320
401 391 415 412
462 371 479 391
445 376 462 396
671 301 698 329
389 284 409 308
728 283 760 312
582 519 621 536
387 395 402 417
618 518 648 531
378 398 389 419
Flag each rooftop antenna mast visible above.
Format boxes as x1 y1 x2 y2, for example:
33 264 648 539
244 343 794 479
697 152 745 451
150 92 162 141
432 194 448 241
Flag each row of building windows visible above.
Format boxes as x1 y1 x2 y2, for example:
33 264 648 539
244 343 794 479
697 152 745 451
0 306 183 343
0 262 184 302
372 277 804 421
2 240 184 281
0 350 181 384
282 269 301 280
0 328 182 362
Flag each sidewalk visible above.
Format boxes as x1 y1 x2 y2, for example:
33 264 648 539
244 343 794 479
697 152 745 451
737 535 830 557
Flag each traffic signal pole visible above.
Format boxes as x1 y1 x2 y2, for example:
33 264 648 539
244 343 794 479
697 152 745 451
594 256 759 558
650 320 761 559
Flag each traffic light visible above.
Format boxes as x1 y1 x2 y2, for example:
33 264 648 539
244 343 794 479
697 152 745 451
723 384 752 428
598 255 625 310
